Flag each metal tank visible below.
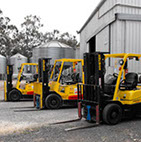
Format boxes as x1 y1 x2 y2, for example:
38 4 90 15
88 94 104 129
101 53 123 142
75 47 80 59
29 57 33 63
33 40 75 64
0 54 6 80
10 53 27 77
29 56 37 74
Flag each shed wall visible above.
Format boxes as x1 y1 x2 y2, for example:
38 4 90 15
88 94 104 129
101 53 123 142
80 0 141 58
96 26 109 52
110 20 125 54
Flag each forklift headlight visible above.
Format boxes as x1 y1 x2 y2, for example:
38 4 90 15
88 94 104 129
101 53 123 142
119 60 124 66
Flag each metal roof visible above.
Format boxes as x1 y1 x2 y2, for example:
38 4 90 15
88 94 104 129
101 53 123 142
78 0 106 33
10 53 27 59
36 40 72 48
0 54 6 59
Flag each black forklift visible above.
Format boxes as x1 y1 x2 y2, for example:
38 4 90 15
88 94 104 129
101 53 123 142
77 52 105 124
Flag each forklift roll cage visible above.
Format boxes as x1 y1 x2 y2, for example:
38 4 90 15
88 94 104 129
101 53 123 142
50 59 84 84
105 53 141 103
16 63 38 91
5 63 38 101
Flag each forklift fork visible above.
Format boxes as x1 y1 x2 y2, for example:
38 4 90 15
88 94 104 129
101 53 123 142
50 102 100 131
50 102 82 125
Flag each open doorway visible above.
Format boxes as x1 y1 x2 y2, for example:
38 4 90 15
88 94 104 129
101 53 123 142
89 36 96 53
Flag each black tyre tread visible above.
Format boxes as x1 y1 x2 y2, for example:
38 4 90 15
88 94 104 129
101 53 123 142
45 94 62 109
8 89 21 101
103 103 122 125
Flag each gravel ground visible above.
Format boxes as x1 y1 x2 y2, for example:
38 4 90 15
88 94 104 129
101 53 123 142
1 81 141 142
0 99 141 142
0 100 78 135
1 117 141 142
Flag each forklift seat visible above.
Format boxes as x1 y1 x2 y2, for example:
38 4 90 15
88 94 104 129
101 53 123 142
104 75 117 95
119 73 138 90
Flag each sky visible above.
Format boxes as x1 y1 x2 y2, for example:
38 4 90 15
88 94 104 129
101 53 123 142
1 0 101 41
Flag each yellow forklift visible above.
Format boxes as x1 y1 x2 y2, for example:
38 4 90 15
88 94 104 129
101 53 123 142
4 63 38 101
52 52 141 131
77 53 141 125
33 58 84 109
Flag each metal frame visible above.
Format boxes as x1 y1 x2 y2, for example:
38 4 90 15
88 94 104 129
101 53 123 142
50 58 84 84
105 53 141 102
16 63 38 90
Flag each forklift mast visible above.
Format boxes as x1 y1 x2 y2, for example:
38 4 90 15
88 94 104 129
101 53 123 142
38 58 51 108
84 52 105 89
78 52 105 123
81 52 105 102
6 65 13 101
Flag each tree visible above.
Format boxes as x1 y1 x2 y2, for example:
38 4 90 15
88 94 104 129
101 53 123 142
43 30 78 49
58 32 78 49
0 10 78 58
0 10 19 58
43 29 60 42
18 15 44 57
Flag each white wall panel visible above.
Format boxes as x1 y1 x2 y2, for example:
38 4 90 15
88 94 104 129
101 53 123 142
96 26 109 52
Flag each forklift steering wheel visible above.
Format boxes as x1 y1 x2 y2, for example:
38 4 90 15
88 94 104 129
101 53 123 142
20 74 26 81
71 73 76 81
22 74 26 78
113 73 118 78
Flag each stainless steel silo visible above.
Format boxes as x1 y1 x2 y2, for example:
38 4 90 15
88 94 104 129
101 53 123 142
29 57 33 63
33 40 75 64
75 47 80 59
0 54 6 80
29 57 36 74
10 53 27 77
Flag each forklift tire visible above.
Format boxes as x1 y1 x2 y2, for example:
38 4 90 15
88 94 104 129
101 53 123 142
102 103 122 125
45 94 62 109
8 89 21 101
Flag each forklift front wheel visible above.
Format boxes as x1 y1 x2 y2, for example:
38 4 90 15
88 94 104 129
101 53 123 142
45 94 62 109
8 89 21 101
102 103 122 125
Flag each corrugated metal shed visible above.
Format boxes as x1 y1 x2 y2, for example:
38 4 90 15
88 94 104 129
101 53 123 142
79 0 141 72
33 40 75 64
